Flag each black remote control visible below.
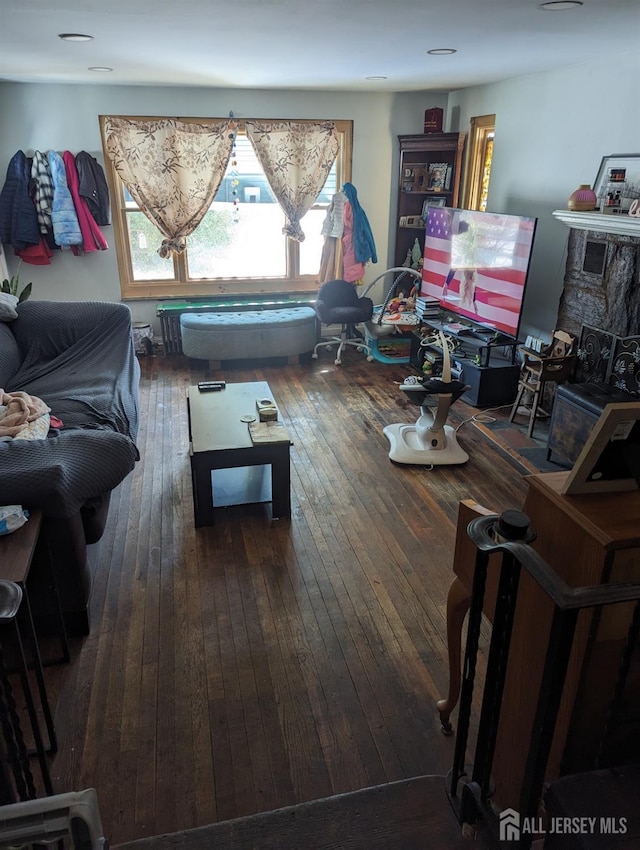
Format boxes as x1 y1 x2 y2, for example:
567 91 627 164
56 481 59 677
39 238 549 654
198 381 226 392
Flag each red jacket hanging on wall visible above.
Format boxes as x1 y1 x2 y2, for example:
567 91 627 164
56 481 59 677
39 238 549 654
63 151 108 254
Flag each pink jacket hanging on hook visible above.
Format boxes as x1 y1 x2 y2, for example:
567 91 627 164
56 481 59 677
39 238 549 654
63 151 108 254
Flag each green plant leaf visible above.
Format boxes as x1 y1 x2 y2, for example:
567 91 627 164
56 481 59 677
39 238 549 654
1 280 10 294
18 282 32 303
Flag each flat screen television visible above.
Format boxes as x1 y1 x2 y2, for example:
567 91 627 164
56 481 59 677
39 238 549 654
421 207 537 339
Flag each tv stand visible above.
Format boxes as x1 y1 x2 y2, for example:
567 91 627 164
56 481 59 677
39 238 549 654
423 317 519 365
410 318 521 407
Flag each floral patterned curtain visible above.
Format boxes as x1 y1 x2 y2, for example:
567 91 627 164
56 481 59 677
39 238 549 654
245 120 339 243
102 117 233 258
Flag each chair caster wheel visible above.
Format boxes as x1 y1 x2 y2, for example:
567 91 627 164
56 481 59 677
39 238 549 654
366 355 374 362
334 358 342 365
325 344 332 352
312 352 318 359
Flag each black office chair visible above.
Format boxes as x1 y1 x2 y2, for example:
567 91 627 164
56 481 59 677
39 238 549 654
312 279 374 365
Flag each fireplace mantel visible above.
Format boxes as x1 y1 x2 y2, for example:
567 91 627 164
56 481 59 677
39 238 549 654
553 209 640 238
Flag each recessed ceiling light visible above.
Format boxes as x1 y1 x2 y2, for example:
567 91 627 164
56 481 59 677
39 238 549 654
88 66 113 72
427 48 457 56
58 33 94 41
365 76 388 80
539 1 583 9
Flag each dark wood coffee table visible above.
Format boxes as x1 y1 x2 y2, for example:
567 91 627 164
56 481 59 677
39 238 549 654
187 381 292 528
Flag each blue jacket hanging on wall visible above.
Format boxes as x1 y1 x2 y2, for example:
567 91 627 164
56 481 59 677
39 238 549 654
341 182 378 266
48 149 82 248
0 151 40 249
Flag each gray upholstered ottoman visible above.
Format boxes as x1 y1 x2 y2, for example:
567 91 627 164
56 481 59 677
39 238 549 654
180 307 318 367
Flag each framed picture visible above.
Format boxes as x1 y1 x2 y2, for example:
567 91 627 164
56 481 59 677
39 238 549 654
593 153 640 206
561 401 640 495
427 162 449 191
403 164 429 192
422 197 447 217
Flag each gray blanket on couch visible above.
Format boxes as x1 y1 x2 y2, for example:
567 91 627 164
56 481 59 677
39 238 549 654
0 300 140 518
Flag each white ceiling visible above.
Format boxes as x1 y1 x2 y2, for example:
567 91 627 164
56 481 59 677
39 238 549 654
0 0 639 92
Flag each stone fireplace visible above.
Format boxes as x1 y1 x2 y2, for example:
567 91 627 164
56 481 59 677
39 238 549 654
553 210 640 337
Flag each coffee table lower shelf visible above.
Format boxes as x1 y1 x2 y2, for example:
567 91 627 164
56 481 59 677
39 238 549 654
190 444 292 527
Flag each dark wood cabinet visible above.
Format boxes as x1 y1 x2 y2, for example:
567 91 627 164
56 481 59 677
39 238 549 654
394 132 466 268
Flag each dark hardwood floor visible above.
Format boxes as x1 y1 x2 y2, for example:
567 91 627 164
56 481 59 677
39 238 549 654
43 349 528 845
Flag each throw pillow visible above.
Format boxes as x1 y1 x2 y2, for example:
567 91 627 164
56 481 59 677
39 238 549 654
0 293 18 322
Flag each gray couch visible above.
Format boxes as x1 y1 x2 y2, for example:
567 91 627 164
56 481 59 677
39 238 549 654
0 301 140 636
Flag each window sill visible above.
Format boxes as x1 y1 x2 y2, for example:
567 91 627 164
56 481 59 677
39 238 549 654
120 278 321 300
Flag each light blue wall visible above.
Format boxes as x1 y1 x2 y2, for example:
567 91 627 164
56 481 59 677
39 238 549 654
1 57 639 337
448 51 640 338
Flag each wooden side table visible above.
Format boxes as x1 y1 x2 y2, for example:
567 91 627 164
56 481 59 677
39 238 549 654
0 511 69 667
0 510 70 798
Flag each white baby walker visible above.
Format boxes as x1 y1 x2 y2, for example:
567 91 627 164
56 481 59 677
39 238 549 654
383 330 469 465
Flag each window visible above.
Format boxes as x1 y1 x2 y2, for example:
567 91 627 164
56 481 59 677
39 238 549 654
462 114 495 212
101 117 352 299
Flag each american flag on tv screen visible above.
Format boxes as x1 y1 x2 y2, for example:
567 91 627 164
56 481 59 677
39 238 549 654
421 207 536 337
